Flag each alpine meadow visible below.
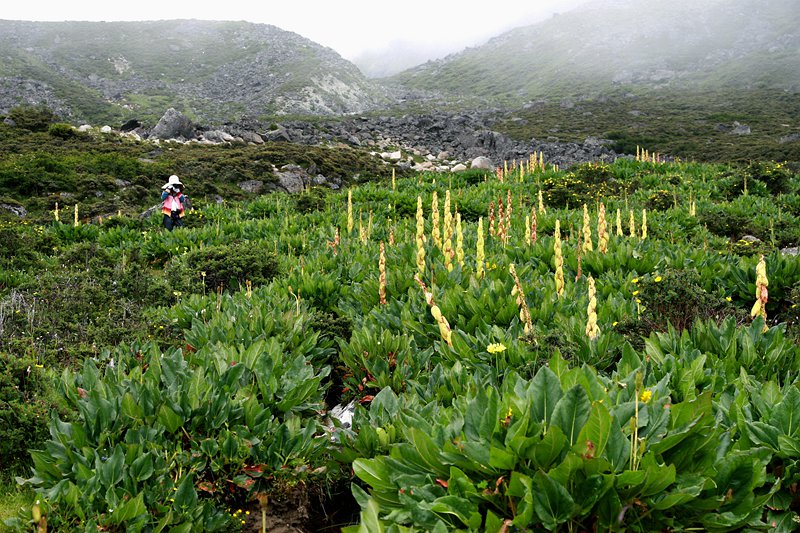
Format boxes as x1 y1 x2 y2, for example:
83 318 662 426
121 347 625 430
1 0 800 531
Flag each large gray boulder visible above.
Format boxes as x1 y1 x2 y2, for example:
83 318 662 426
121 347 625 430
275 165 308 193
238 180 264 194
0 203 27 218
203 130 235 143
151 108 195 140
470 156 494 170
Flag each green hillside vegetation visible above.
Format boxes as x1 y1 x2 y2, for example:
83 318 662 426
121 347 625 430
0 119 391 222
392 0 800 102
1 135 800 530
494 88 800 163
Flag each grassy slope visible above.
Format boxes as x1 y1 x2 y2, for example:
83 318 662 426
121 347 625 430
494 88 800 162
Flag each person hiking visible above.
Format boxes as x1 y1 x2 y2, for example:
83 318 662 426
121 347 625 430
160 175 187 231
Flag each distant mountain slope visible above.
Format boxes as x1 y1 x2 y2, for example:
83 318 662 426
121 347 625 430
0 20 388 124
390 0 800 103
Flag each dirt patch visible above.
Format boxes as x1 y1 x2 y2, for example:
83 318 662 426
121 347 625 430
242 479 359 532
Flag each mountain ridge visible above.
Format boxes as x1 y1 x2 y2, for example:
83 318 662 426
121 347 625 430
0 19 388 124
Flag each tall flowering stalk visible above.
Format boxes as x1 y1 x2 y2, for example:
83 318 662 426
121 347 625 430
392 168 396 191
538 190 546 214
585 275 600 340
641 209 648 240
347 190 353 235
416 196 426 275
597 202 609 253
505 190 513 239
329 227 340 255
489 201 496 237
554 220 565 297
379 241 387 305
74 204 79 227
497 197 506 242
616 208 623 236
455 212 464 268
443 191 454 270
582 204 593 253
431 191 441 250
509 264 534 336
531 207 537 245
54 202 59 222
629 210 636 237
414 274 452 346
476 217 485 278
525 215 531 245
575 231 583 281
751 255 769 331
443 190 453 244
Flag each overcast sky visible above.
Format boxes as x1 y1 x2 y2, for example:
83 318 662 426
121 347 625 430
2 0 589 60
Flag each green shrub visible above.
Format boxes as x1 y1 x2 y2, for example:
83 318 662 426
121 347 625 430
182 242 280 292
47 123 78 140
8 106 59 132
0 353 64 478
636 268 740 333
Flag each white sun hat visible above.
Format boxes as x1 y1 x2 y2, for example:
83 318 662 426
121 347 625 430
161 175 183 189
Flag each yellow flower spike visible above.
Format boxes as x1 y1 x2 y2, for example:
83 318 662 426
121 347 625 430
554 220 565 297
431 191 441 250
378 241 387 306
641 209 648 240
476 217 485 279
582 204 593 252
455 212 465 268
416 196 426 275
585 276 600 340
509 264 534 336
751 255 769 332
347 190 353 235
597 202 608 254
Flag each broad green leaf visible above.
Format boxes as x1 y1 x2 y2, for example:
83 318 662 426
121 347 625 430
353 458 395 492
507 471 534 526
577 401 613 459
770 386 800 438
532 471 576 530
429 495 481 530
107 492 146 525
157 404 183 434
573 473 614 515
173 474 198 510
530 366 562 426
529 425 568 470
551 385 591 445
130 453 154 483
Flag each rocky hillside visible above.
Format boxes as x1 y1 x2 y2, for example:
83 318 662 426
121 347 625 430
0 20 388 124
391 0 800 103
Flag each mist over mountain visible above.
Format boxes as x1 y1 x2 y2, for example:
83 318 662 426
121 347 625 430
391 0 800 102
0 19 388 124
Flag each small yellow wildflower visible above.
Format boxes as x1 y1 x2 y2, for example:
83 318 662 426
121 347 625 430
632 278 639 284
612 321 618 327
632 290 639 296
487 343 507 353
640 389 652 402
726 296 732 302
654 276 662 283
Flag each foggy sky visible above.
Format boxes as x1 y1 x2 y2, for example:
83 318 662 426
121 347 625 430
2 0 590 64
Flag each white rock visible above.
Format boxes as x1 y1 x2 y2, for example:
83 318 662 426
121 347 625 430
100 125 112 133
451 163 468 172
471 156 494 170
77 124 92 132
426 154 437 161
388 150 402 161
